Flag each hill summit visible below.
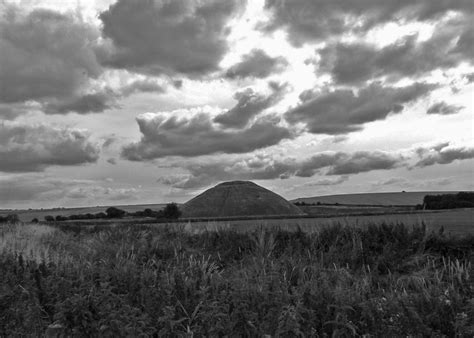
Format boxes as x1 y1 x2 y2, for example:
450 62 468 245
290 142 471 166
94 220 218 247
181 181 304 218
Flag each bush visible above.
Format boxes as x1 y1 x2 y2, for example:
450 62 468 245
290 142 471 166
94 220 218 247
105 207 127 218
0 214 20 224
424 192 474 210
162 203 181 219
44 215 55 222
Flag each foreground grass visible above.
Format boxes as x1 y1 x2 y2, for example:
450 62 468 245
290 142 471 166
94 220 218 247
1 222 473 336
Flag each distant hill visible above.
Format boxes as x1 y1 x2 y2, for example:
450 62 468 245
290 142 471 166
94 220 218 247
182 181 304 218
292 191 465 206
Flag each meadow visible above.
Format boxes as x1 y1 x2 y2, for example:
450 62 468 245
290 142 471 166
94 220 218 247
47 208 474 237
1 219 473 336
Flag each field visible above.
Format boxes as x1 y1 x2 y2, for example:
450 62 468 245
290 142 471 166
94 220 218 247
175 209 474 236
293 191 463 206
48 209 474 237
1 219 473 336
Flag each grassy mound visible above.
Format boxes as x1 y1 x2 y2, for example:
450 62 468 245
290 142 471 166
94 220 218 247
181 181 305 218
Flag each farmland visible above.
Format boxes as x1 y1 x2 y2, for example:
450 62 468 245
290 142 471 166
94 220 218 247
1 219 473 336
293 191 463 206
175 209 474 236
40 209 474 236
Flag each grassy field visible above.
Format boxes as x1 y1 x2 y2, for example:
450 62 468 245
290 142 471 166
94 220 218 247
299 204 413 216
175 208 474 236
51 209 474 236
0 220 473 336
293 191 463 206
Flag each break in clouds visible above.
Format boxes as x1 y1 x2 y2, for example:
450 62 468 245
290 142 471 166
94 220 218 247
0 0 473 206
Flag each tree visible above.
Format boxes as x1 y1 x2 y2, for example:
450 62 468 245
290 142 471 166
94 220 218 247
162 203 181 219
106 207 126 218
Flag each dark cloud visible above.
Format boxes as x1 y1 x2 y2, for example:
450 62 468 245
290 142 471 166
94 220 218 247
158 150 402 189
0 5 102 105
99 0 245 76
285 82 434 135
319 25 472 84
0 123 100 172
173 80 184 89
44 92 114 115
214 82 288 128
414 142 474 168
295 151 402 177
262 0 473 46
326 151 402 175
121 111 292 160
427 102 464 115
225 49 288 79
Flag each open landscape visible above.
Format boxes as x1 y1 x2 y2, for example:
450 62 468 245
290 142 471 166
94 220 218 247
1 184 473 336
1 0 473 336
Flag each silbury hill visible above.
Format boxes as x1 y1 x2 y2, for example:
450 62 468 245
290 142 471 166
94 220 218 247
181 180 305 218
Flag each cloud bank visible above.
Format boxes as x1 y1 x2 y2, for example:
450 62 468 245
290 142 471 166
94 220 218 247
122 108 292 160
0 123 100 172
285 82 434 135
99 0 246 76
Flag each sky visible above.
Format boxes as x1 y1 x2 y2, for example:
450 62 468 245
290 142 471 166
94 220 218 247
0 0 473 209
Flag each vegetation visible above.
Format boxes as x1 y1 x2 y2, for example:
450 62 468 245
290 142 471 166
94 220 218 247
163 202 181 219
41 203 181 222
1 220 473 336
0 214 19 224
421 192 474 210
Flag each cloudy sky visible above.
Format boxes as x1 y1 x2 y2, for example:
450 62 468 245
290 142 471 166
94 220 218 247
1 0 473 209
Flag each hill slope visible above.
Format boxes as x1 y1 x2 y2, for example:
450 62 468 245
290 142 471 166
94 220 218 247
293 191 465 206
182 181 305 218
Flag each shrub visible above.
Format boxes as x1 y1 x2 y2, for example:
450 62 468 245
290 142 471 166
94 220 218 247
105 207 127 218
44 215 55 222
0 214 19 223
162 203 181 219
424 192 474 210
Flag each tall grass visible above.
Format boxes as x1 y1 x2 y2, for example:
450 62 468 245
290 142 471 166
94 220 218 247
0 221 473 336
